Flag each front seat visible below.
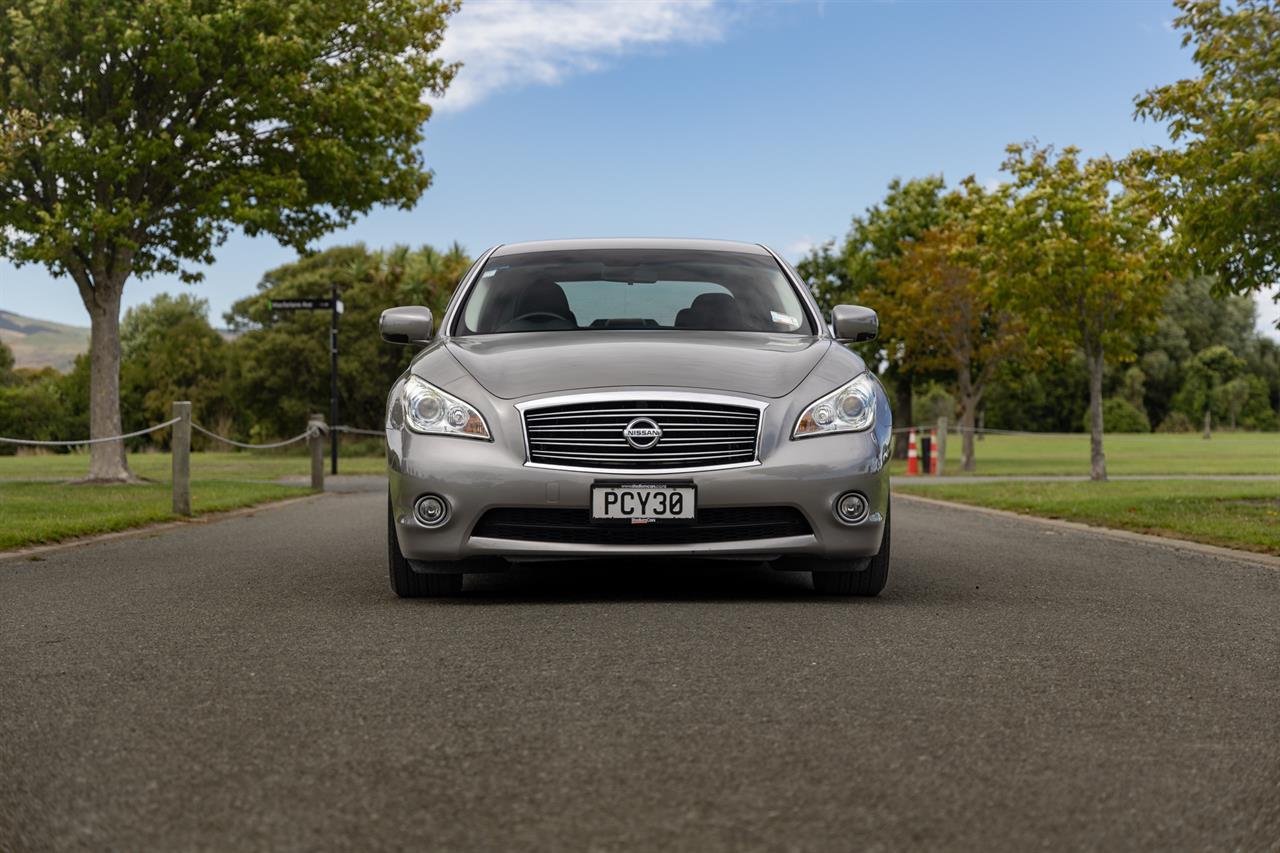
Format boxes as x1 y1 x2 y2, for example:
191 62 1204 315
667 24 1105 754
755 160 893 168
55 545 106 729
512 278 577 326
674 292 746 330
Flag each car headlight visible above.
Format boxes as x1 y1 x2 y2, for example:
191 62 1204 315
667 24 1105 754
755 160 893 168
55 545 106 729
397 376 491 440
793 373 877 438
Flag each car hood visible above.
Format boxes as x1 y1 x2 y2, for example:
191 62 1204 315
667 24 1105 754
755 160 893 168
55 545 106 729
444 332 836 399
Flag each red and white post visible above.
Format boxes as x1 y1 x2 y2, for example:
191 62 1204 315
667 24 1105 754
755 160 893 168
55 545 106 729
906 430 919 476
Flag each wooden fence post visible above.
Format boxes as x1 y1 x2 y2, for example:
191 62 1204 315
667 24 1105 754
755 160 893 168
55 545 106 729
935 416 948 478
172 401 192 516
309 414 326 491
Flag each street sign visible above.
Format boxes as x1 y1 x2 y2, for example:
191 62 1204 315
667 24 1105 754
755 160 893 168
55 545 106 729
269 298 333 311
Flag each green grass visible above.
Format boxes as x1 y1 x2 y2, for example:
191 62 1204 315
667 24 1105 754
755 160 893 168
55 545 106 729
0 479 311 550
0 451 389 550
887 431 1280 477
0 450 388 480
896 479 1280 555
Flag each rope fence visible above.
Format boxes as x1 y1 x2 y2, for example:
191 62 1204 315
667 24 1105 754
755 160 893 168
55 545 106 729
0 420 379 449
0 403 385 517
0 417 183 447
331 425 385 437
192 422 320 450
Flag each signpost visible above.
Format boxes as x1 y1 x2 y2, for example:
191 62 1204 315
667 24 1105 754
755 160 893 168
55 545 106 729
269 289 344 474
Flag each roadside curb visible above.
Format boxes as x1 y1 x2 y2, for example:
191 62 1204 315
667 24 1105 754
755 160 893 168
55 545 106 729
0 492 326 563
894 492 1280 570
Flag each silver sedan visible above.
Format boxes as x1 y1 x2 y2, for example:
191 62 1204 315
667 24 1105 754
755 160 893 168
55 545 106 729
380 238 892 597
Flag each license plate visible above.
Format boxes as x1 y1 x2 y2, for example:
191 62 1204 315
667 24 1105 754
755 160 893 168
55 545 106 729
591 482 696 525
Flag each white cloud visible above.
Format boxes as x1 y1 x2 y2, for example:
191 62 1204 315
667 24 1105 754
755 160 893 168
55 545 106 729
783 237 817 258
433 0 728 111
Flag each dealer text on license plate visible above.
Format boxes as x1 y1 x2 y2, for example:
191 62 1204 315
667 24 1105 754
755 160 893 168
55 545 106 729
591 483 696 524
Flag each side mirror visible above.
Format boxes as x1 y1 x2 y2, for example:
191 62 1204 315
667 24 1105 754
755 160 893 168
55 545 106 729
831 304 878 343
380 306 433 346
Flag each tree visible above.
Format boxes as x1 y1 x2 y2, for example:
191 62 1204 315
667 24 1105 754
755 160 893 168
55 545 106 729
1120 365 1147 411
1214 377 1252 429
0 340 14 385
0 376 71 453
1172 344 1247 432
1234 375 1278 430
0 0 458 480
998 143 1169 480
876 182 1028 471
1133 0 1280 315
797 176 948 449
119 294 230 443
1135 275 1267 426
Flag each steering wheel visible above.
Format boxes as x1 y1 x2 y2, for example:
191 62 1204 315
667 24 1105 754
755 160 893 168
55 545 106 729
510 311 570 325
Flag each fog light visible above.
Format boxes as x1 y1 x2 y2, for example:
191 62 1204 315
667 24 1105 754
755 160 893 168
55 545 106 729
834 491 869 524
414 494 449 527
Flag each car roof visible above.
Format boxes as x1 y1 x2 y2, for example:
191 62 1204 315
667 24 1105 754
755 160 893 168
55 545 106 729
488 238 773 258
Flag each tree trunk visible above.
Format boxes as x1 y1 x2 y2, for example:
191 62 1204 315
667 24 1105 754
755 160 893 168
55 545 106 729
84 287 132 481
954 362 979 472
1086 345 1107 482
893 374 913 459
960 395 979 472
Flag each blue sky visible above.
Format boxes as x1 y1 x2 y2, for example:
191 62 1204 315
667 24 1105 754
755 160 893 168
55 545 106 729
3 0 1278 335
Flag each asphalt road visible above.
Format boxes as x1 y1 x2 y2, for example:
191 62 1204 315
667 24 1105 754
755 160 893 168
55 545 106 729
2 486 1278 852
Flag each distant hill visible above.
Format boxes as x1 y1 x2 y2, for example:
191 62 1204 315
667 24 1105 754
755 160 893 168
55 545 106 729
0 309 240 372
0 310 90 372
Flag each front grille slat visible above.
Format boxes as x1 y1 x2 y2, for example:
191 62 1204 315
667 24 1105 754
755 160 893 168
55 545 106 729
524 399 762 471
529 436 754 444
535 445 752 458
526 414 756 423
528 426 757 434
530 440 754 449
473 506 811 545
526 409 757 420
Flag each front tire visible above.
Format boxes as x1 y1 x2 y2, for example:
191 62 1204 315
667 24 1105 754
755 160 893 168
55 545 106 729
388 499 463 598
811 508 891 597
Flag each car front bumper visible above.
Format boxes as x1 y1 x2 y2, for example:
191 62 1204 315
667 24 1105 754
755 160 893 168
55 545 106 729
387 390 891 566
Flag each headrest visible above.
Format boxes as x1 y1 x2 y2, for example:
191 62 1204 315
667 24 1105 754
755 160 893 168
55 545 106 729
515 278 573 318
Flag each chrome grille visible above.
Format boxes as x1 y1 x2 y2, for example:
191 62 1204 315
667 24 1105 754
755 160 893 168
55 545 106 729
523 399 762 471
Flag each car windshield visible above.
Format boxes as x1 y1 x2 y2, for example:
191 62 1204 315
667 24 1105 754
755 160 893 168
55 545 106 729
455 249 814 336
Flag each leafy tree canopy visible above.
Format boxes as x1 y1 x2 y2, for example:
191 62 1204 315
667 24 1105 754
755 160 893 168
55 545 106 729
0 0 458 286
1134 0 1280 307
799 176 948 311
0 0 458 479
998 144 1169 362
